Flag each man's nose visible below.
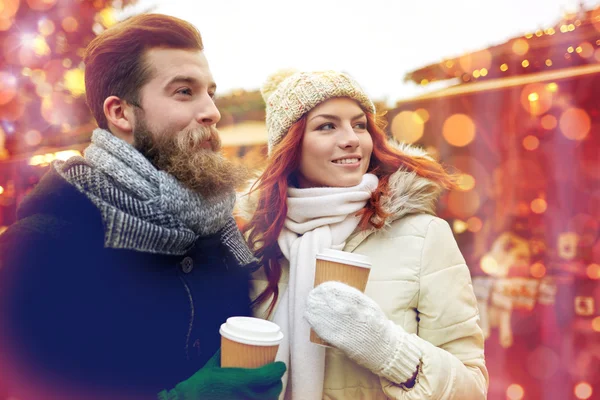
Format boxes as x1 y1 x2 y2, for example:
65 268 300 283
195 94 221 126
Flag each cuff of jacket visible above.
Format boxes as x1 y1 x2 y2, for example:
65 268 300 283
379 327 422 385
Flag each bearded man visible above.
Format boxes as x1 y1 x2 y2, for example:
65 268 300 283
0 14 284 400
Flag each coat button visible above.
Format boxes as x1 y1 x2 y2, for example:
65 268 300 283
180 257 194 273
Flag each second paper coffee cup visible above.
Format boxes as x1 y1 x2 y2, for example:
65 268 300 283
220 316 283 368
310 249 372 346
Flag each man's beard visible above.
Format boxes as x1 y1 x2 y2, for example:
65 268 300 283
132 113 249 198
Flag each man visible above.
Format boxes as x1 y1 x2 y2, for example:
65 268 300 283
0 14 284 400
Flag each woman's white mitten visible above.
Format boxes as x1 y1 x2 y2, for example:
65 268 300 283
305 281 422 384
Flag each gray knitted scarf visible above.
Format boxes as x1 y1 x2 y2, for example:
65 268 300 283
54 128 257 269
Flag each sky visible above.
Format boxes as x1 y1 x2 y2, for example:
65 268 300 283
122 0 600 105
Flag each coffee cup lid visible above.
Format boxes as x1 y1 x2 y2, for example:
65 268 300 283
316 249 371 268
220 317 284 346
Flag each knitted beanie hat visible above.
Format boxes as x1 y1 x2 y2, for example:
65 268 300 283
261 69 376 155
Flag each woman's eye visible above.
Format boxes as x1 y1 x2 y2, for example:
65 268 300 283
354 122 367 130
318 123 335 131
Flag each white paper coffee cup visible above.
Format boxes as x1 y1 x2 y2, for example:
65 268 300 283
220 316 284 368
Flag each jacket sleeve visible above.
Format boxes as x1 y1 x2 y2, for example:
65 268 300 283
381 217 489 399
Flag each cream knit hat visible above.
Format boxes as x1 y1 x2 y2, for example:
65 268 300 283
261 69 376 155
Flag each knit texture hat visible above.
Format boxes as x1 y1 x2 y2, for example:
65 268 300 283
261 69 376 154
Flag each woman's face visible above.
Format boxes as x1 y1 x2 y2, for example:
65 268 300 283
297 97 373 188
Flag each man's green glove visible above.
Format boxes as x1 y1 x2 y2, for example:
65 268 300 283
157 349 286 400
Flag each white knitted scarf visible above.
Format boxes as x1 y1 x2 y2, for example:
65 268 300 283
274 174 379 399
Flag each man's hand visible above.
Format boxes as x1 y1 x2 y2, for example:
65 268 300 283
158 349 286 400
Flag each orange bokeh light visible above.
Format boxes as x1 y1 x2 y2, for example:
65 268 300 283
467 217 482 232
391 111 424 144
531 198 547 214
506 384 525 400
592 316 600 332
415 108 430 123
0 72 17 105
480 255 499 275
457 174 476 191
38 18 55 36
447 190 481 219
512 38 529 56
560 108 591 141
0 0 20 19
523 135 540 150
578 41 594 58
443 114 476 147
520 83 553 116
587 263 600 280
574 382 592 399
27 0 57 11
530 262 546 278
541 114 558 130
24 129 42 147
62 16 79 32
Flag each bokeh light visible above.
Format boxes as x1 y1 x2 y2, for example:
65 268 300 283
24 129 42 147
520 83 554 116
38 18 55 36
480 254 498 275
0 71 17 105
530 262 547 278
592 316 600 332
467 217 482 232
98 8 117 28
531 198 547 214
457 173 476 191
27 0 57 11
506 383 525 400
0 0 20 19
62 16 79 32
443 113 476 147
541 114 558 130
523 135 540 150
391 111 425 144
0 16 14 31
0 94 25 121
64 68 85 96
512 38 529 56
560 108 591 140
448 189 481 219
415 108 429 123
453 219 468 234
574 382 592 400
587 263 600 280
578 41 594 58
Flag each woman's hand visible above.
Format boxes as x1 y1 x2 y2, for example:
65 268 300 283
305 281 421 385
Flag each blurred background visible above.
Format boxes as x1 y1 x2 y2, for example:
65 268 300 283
1 0 599 399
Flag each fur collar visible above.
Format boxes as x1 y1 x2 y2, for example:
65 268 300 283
236 141 444 227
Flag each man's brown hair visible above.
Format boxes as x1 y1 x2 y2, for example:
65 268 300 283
83 14 204 129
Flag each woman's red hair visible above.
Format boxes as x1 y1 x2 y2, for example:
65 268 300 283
243 110 457 316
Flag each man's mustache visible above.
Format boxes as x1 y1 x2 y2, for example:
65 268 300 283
174 126 222 152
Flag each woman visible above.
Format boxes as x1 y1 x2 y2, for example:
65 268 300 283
238 70 488 399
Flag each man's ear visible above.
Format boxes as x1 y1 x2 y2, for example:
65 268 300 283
103 96 134 134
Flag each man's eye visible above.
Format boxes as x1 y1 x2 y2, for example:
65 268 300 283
176 88 192 96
